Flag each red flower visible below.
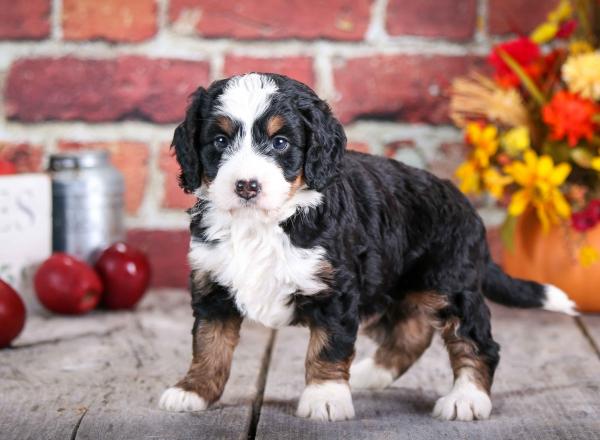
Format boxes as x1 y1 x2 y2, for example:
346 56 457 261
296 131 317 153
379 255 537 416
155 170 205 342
572 200 600 232
556 19 577 38
489 37 542 87
543 91 598 147
572 211 596 232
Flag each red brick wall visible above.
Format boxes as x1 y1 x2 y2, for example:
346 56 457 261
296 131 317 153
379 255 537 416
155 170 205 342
0 0 553 286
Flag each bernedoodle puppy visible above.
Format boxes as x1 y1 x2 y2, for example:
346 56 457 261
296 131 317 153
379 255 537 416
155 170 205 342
159 73 576 422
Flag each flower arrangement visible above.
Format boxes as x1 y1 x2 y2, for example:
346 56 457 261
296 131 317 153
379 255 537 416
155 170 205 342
451 0 600 267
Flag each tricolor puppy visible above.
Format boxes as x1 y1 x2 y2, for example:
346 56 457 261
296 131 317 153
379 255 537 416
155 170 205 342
159 73 576 421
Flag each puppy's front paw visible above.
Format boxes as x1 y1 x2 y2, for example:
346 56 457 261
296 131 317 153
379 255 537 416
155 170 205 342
159 387 207 412
349 357 395 390
432 380 491 421
296 381 355 421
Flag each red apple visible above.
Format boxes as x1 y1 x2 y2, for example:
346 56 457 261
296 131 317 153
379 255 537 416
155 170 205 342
0 279 26 348
34 253 103 314
0 160 17 175
95 242 151 310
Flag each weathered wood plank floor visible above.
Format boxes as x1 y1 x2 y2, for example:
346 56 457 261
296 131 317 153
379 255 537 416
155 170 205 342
1 290 599 440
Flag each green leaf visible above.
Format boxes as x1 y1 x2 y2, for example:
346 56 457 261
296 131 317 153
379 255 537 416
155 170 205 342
571 147 594 168
497 49 546 105
500 215 518 253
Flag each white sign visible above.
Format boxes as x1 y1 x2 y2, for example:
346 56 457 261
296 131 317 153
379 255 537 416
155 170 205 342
0 174 51 307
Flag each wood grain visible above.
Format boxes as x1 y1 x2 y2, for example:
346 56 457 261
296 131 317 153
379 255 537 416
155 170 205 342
255 305 600 440
0 290 272 440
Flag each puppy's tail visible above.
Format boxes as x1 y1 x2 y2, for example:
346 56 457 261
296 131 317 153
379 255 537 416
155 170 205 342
483 262 578 315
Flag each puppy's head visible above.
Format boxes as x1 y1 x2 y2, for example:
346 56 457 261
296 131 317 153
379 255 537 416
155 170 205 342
172 73 346 214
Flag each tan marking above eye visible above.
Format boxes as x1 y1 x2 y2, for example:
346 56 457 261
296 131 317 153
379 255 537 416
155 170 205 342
216 116 234 136
267 115 285 137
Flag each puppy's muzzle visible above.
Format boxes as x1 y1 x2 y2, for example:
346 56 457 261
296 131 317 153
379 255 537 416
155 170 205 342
235 179 261 200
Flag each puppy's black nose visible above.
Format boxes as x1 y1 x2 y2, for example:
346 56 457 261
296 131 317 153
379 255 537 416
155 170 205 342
234 179 261 200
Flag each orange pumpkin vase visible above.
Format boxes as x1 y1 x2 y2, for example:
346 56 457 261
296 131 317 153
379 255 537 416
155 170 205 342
502 210 600 313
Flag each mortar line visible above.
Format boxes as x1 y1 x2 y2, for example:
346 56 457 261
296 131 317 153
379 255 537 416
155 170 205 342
51 0 63 41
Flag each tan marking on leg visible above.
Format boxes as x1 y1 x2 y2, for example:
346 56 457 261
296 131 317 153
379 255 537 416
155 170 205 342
372 312 434 378
266 115 285 137
404 291 450 317
441 318 491 393
176 316 242 404
305 327 353 384
360 293 442 380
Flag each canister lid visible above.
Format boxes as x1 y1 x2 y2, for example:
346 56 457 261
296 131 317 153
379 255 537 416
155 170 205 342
49 150 110 171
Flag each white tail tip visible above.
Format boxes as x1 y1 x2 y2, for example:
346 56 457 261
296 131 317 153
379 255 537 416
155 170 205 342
543 284 579 316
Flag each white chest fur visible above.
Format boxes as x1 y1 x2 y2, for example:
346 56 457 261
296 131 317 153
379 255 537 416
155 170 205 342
188 205 327 328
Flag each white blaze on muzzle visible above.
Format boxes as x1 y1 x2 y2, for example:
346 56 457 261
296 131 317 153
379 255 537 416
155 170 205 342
209 143 291 213
207 73 290 214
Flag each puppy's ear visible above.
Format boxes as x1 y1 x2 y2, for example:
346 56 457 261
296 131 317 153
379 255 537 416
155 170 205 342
172 87 208 194
300 97 346 191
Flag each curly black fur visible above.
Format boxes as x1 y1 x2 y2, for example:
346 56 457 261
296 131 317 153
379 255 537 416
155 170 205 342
172 73 558 413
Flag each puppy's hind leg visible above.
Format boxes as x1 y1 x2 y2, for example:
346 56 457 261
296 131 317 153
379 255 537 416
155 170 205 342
350 299 435 390
433 291 500 421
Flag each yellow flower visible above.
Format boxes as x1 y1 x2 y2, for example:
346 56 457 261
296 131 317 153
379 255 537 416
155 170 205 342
578 245 599 267
483 168 513 199
547 0 572 23
504 150 572 231
502 126 530 157
530 22 559 44
456 123 502 196
466 122 499 168
592 157 600 171
569 40 594 55
456 160 482 194
562 51 600 100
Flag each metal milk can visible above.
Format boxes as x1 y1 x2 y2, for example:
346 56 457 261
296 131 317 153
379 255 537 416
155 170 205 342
48 150 125 264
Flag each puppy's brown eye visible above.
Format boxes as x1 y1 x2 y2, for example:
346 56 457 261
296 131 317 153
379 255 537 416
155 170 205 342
272 136 289 151
214 135 229 149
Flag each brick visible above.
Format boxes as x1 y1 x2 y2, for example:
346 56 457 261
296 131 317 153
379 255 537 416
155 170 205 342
0 0 50 39
429 141 469 181
126 229 190 288
489 0 556 35
346 142 371 154
332 55 486 124
169 0 371 40
0 142 43 172
58 141 149 214
6 57 210 123
159 144 196 210
223 56 315 89
386 0 477 41
63 0 157 42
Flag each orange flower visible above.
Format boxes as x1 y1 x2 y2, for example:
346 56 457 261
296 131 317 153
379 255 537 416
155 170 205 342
542 91 598 147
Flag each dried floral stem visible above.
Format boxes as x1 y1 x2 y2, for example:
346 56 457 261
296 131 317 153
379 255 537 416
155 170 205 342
497 50 546 105
572 0 595 43
450 72 530 127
